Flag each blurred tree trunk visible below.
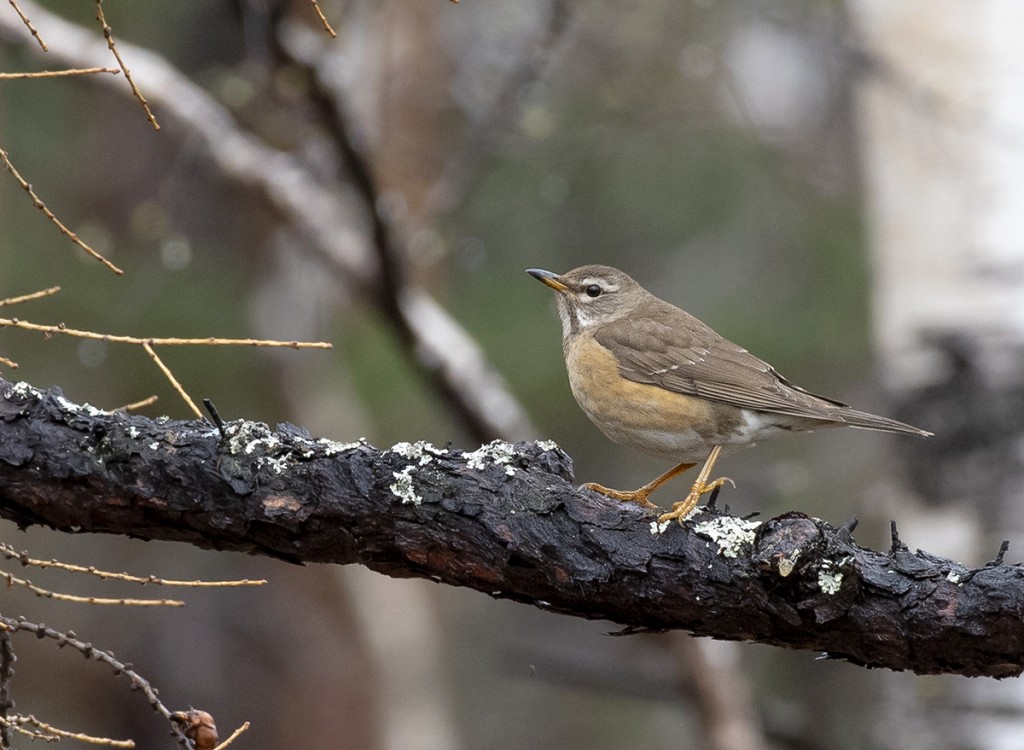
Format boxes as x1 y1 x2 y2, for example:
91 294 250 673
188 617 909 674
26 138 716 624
851 1 1024 747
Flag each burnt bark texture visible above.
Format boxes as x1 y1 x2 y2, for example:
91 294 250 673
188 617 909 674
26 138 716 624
1 378 1022 678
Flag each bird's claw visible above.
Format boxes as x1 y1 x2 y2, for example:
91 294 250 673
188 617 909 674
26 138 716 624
581 482 658 509
657 476 734 525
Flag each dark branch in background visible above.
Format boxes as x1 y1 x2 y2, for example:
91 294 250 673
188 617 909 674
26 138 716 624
0 0 536 442
273 6 573 443
279 33 499 442
2 379 1022 679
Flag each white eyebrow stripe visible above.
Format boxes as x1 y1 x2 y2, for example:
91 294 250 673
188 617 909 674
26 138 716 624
577 278 620 292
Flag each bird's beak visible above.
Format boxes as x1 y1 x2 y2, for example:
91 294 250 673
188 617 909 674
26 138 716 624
526 268 569 293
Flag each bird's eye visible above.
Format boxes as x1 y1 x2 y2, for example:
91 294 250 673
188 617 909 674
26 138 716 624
585 285 602 298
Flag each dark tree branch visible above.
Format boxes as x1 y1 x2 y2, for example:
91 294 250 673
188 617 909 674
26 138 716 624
276 23 502 444
1 378 1021 678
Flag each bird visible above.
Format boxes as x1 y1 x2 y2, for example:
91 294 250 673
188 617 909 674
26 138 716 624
527 264 932 525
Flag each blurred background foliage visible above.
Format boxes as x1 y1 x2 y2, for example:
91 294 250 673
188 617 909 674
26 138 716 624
0 1 951 748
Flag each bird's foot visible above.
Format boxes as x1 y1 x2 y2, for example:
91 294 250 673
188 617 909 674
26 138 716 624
581 461 697 511
581 482 658 509
657 476 735 524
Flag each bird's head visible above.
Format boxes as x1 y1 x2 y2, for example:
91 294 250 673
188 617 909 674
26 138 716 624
527 265 648 338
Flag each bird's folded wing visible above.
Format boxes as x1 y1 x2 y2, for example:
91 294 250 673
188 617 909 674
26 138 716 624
594 313 848 419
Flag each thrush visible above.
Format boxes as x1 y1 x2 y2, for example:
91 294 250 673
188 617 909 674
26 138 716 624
527 264 931 524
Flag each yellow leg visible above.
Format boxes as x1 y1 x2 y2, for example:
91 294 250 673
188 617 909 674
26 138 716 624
583 461 696 509
657 445 734 524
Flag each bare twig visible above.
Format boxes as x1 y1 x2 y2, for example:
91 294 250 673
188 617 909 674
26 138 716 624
0 716 58 743
0 317 332 349
114 394 158 411
6 0 46 50
0 286 60 368
309 0 336 37
0 616 191 748
0 286 60 307
0 543 266 587
0 147 124 274
0 315 330 416
0 717 51 743
94 0 159 130
0 66 119 78
0 714 135 747
212 722 250 750
1 570 185 606
142 341 203 418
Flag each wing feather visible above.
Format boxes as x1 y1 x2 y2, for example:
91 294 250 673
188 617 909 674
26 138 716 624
595 304 849 420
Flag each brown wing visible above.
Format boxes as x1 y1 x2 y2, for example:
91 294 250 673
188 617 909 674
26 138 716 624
593 301 850 420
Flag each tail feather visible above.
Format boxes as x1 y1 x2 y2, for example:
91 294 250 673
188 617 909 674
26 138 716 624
829 408 932 437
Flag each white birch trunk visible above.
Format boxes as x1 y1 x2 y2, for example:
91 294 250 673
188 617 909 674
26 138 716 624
851 2 1024 747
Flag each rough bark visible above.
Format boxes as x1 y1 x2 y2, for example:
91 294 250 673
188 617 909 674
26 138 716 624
0 378 1020 678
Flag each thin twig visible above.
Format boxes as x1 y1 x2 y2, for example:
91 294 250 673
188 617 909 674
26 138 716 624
0 717 55 743
0 286 60 307
142 341 203 418
0 616 191 748
114 394 158 411
0 66 120 79
94 0 159 130
0 543 266 587
0 147 124 274
0 318 331 348
0 315 330 417
212 722 250 750
0 356 17 369
309 0 336 37
7 0 46 50
1 570 185 606
0 714 135 747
